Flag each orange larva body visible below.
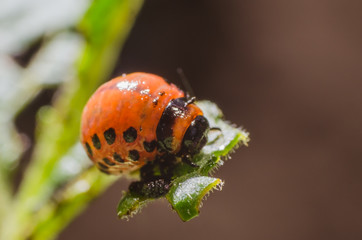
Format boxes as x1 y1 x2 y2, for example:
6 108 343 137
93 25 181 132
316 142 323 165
81 72 206 175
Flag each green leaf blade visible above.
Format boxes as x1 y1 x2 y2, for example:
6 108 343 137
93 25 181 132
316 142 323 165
166 176 223 222
117 192 152 219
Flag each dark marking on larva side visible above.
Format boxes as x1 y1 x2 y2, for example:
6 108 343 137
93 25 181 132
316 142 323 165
85 142 93 156
153 98 158 106
123 127 137 143
143 140 157 152
104 128 116 145
129 150 140 161
103 157 115 166
156 98 187 152
100 169 110 175
92 134 101 149
98 162 108 169
158 91 165 96
113 152 124 163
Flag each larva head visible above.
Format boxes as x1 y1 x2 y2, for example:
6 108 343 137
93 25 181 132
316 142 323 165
179 115 210 156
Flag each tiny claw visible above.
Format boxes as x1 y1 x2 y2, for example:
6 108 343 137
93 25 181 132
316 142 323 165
209 127 221 132
186 97 196 105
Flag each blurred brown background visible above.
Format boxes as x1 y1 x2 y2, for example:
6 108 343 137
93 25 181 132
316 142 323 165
59 0 362 239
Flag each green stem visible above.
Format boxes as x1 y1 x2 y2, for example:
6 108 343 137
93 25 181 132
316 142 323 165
0 1 144 239
29 168 118 240
0 172 12 230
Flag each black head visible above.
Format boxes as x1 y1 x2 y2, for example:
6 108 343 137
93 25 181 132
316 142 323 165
179 115 210 156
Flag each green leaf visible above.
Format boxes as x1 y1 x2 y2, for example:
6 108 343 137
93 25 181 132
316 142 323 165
166 176 223 221
117 192 152 219
117 100 250 221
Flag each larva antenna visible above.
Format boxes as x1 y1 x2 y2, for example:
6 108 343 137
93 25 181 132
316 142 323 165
176 68 195 99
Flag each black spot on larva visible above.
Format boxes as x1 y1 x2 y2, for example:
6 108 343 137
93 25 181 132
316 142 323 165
143 140 157 152
123 127 137 143
129 150 140 161
113 153 124 163
85 142 93 156
104 128 116 145
158 91 165 96
99 169 110 175
103 157 115 166
98 162 108 169
153 98 158 106
92 134 101 149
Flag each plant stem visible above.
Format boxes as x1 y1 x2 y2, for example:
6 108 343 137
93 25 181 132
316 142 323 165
0 1 144 239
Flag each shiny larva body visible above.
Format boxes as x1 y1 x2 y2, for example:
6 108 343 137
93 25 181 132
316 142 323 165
81 72 209 175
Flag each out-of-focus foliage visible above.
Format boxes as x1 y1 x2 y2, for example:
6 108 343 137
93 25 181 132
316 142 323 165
0 0 143 239
117 100 249 221
0 0 249 238
0 0 88 182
